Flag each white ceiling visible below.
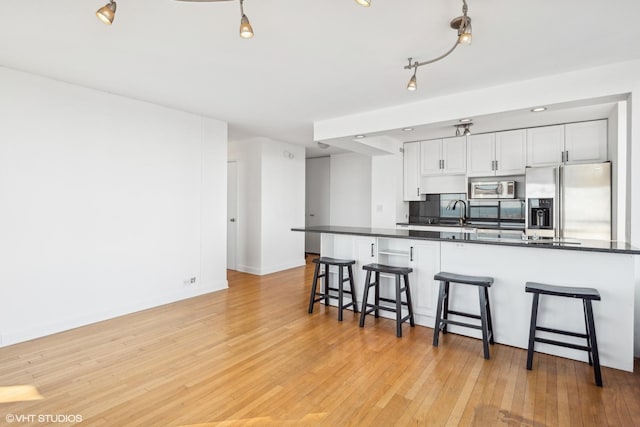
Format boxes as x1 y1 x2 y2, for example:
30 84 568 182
1 0 639 157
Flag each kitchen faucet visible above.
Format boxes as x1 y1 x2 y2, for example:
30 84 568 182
448 199 468 226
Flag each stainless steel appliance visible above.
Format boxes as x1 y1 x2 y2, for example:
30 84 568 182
470 181 516 199
525 162 611 240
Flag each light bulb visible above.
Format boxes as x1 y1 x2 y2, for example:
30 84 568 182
407 68 417 91
240 14 254 38
96 0 116 25
458 21 472 45
355 0 371 6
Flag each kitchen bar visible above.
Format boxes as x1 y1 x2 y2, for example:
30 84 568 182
293 225 639 372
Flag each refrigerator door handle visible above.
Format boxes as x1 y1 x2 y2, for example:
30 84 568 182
558 166 563 239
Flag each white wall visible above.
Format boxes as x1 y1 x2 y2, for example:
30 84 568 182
228 137 305 275
0 66 228 347
371 150 407 228
329 153 372 227
305 157 330 253
316 60 640 358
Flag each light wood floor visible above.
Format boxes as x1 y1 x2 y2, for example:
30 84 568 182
1 257 639 426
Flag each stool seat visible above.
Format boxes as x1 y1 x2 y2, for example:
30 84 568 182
434 272 493 287
313 257 356 266
525 282 600 300
363 263 413 275
432 271 495 359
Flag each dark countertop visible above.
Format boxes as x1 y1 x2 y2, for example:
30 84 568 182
292 225 640 255
396 222 525 231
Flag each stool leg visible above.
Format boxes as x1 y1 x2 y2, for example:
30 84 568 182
395 274 402 337
583 299 593 366
323 264 330 306
308 262 321 314
337 265 344 321
585 300 603 387
433 280 446 347
374 272 380 318
348 265 358 313
404 274 415 327
526 293 540 370
359 270 372 328
442 281 450 334
478 286 491 360
485 287 495 345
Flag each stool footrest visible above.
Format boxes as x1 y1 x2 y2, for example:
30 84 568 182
363 303 407 314
440 319 482 331
534 337 590 352
447 309 481 320
536 326 588 339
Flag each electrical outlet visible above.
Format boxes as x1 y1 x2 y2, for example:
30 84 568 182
190 277 196 284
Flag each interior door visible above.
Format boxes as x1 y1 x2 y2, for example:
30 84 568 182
305 157 330 254
227 161 237 270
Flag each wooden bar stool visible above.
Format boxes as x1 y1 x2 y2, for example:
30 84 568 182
433 271 495 359
525 282 602 387
308 257 358 321
359 263 415 337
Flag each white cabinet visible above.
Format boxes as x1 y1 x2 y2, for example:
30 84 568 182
564 120 607 164
420 136 466 176
467 130 526 177
408 240 441 320
527 120 607 167
403 141 423 201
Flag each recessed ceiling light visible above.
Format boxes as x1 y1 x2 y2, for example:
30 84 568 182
402 127 414 131
459 118 472 123
531 107 547 112
355 134 366 139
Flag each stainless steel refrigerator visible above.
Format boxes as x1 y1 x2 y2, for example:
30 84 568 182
525 162 611 240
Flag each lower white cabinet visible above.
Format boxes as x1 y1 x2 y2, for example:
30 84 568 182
408 240 441 320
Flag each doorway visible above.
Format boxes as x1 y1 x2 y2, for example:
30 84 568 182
227 161 237 270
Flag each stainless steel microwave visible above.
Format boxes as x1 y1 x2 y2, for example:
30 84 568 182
470 181 516 199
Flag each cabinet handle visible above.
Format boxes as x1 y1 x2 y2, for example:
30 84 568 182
565 150 569 162
495 160 498 170
371 243 374 257
417 187 419 196
491 160 495 171
410 246 414 262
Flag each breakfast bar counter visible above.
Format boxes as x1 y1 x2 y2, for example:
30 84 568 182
293 225 639 372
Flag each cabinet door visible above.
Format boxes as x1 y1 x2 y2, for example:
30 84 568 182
527 125 565 167
408 240 441 319
495 129 526 176
403 142 423 201
420 139 443 176
564 120 607 164
442 136 467 174
467 133 495 177
352 236 378 304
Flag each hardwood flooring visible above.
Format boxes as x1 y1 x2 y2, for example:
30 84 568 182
1 257 639 426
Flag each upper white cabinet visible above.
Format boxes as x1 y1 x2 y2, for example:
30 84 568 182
564 120 608 164
420 136 466 176
467 130 526 177
403 141 423 201
527 120 607 167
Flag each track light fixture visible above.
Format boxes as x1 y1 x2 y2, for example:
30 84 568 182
355 0 371 6
239 0 254 38
96 0 117 25
455 123 473 136
404 0 472 91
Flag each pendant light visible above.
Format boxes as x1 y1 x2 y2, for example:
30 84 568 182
239 0 254 38
96 0 117 25
355 0 371 6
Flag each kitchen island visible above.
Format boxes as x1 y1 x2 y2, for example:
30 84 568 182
292 225 639 372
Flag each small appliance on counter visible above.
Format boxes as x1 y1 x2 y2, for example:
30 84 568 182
525 162 611 240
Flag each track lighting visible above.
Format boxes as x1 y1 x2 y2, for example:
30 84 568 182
239 0 254 38
96 0 117 25
355 0 371 6
404 0 472 90
407 59 418 91
455 123 473 136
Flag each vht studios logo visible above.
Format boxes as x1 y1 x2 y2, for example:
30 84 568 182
5 413 83 423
